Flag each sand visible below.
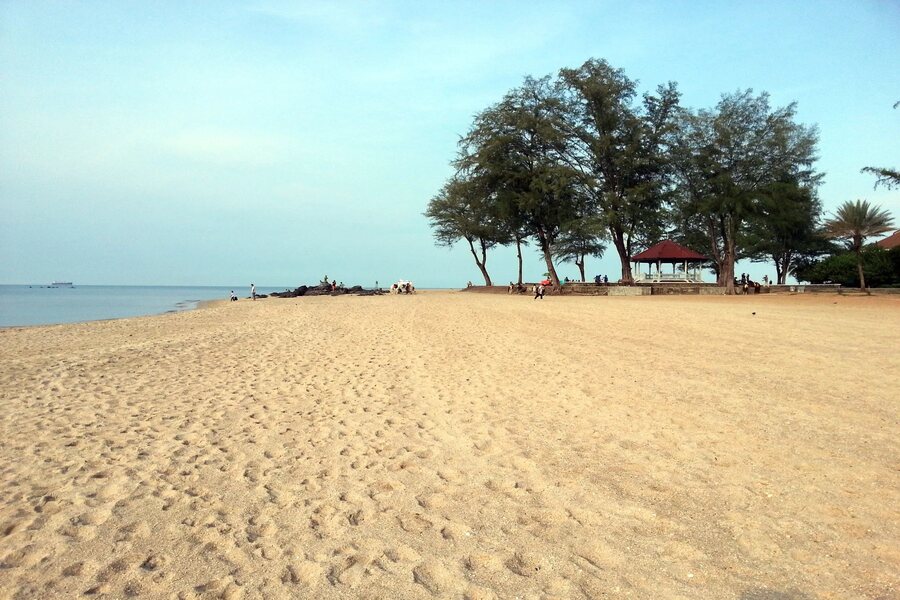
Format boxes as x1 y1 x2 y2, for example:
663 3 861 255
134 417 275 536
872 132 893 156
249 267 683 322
0 291 897 599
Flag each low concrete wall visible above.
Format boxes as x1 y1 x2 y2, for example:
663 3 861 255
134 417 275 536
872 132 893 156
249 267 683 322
647 284 725 296
609 286 652 296
461 282 894 296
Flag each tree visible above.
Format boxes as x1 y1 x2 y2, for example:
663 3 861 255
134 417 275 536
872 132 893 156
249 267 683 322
673 90 820 293
795 245 899 288
458 76 578 288
494 189 530 287
860 167 900 190
823 199 895 290
424 175 506 285
558 59 680 284
552 214 607 281
743 181 824 284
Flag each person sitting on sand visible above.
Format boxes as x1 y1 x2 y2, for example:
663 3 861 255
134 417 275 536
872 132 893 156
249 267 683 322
230 290 237 302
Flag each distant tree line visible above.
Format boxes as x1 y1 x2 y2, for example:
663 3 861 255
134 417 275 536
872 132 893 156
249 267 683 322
426 58 896 292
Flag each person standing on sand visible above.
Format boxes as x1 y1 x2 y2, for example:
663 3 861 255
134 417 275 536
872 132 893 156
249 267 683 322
251 283 256 301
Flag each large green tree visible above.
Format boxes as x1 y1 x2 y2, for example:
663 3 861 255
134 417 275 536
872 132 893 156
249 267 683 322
424 175 506 286
552 214 608 282
458 76 578 288
558 59 680 284
673 90 820 293
823 199 895 290
743 181 824 284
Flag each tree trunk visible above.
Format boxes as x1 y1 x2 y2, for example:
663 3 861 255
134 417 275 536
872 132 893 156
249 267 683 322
706 217 726 286
516 237 524 286
856 247 866 290
577 257 586 282
466 238 492 286
723 231 736 294
536 227 561 288
610 226 633 284
774 257 784 286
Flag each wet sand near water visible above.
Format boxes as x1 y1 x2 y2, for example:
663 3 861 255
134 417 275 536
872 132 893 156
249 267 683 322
1 292 897 599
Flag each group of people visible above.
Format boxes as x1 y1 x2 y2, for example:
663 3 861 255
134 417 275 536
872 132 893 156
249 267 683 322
505 281 547 299
229 283 255 302
593 274 610 284
391 281 415 294
738 273 768 294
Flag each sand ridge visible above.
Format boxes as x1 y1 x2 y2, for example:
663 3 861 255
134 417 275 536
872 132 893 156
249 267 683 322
0 292 898 599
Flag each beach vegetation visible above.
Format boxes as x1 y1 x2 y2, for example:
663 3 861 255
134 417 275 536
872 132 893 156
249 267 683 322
823 199 896 290
551 214 608 282
456 76 580 288
558 59 681 284
428 61 898 292
742 181 826 284
671 90 821 293
424 175 507 286
795 245 900 288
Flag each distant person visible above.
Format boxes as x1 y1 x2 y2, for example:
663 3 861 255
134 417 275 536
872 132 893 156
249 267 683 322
763 275 769 286
467 281 473 288
230 290 237 302
594 274 601 284
251 283 257 301
603 275 608 284
534 284 545 300
508 282 514 294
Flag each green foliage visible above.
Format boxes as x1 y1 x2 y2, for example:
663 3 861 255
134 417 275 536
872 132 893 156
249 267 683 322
743 181 825 282
795 246 900 287
552 215 608 280
824 199 895 251
822 199 895 289
672 90 821 291
457 75 579 286
424 175 507 285
860 167 900 190
558 59 680 282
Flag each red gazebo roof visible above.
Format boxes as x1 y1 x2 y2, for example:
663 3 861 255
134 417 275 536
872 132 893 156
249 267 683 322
631 240 707 262
875 230 900 250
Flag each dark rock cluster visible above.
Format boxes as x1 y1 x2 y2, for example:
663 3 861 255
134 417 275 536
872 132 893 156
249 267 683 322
269 283 383 298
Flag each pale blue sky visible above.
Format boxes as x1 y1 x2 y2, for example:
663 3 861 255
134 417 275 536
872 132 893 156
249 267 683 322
1 0 898 287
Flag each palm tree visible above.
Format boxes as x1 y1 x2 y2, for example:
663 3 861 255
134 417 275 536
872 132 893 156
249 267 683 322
824 200 895 290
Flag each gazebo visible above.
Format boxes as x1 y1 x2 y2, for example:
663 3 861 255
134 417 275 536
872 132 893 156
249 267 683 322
631 240 707 283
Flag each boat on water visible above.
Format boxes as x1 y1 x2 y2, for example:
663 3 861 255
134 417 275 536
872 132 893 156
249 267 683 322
50 281 74 288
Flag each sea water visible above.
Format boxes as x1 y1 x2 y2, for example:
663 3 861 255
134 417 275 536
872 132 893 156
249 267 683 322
0 285 287 327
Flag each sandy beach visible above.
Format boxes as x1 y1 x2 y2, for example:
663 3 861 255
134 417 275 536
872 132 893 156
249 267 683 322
1 291 897 599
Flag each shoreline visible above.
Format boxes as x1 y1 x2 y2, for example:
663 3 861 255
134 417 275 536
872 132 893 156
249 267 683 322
3 288 898 331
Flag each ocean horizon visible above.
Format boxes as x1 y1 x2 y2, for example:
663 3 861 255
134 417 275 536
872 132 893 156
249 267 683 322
0 284 289 327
